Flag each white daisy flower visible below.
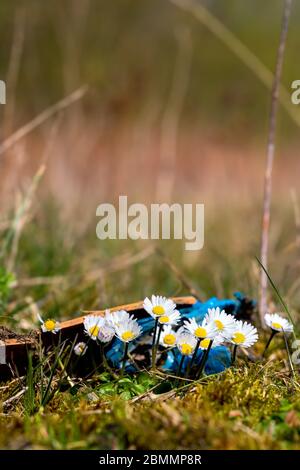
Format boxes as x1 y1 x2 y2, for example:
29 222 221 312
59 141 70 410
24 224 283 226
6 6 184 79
159 325 177 348
74 342 88 356
105 309 133 328
97 323 115 343
158 309 181 326
143 295 176 319
38 313 60 334
176 332 197 356
228 320 258 348
183 317 218 340
204 307 236 337
198 334 224 350
115 317 142 343
83 315 106 341
264 313 293 333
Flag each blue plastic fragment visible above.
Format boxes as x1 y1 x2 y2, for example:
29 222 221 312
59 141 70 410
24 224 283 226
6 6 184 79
105 293 253 375
163 345 231 375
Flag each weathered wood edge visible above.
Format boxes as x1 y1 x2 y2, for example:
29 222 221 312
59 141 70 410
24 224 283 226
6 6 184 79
1 295 197 365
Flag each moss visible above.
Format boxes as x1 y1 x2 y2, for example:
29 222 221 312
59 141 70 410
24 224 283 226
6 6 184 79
0 362 299 450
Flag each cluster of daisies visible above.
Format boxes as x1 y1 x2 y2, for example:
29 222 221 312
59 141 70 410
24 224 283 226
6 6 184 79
143 296 259 375
37 295 294 378
67 310 142 375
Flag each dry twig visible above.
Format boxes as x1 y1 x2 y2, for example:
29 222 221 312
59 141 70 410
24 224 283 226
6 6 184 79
259 0 293 325
156 28 192 202
156 247 202 299
169 0 300 126
6 164 46 272
0 85 88 157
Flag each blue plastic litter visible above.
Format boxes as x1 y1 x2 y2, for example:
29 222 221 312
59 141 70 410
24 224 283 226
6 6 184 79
105 292 255 375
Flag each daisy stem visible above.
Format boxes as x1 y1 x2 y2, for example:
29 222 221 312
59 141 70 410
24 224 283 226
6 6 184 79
196 340 213 379
99 341 110 372
175 355 185 385
262 330 277 357
121 342 129 377
232 344 238 365
151 317 159 369
186 338 201 378
153 324 163 364
282 330 295 378
99 341 104 366
155 323 163 347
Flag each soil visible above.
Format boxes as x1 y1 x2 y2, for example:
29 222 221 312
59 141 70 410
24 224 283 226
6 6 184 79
0 326 37 342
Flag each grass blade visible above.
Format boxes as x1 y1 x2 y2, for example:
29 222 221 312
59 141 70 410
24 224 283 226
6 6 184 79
256 256 296 335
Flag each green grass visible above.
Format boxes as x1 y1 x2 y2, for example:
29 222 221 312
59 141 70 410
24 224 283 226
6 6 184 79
0 200 300 449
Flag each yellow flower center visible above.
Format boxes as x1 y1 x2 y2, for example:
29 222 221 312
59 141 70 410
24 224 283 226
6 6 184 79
152 305 165 316
163 334 176 346
194 326 207 338
44 319 56 331
89 325 100 337
121 331 134 341
181 343 193 355
159 315 169 323
215 319 224 330
200 338 210 349
272 322 282 330
232 332 246 344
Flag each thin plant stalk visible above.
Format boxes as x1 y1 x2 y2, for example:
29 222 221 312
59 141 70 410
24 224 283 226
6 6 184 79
121 342 129 377
151 318 159 369
175 355 185 386
262 330 277 357
256 257 296 338
152 323 163 368
155 323 163 351
232 345 238 365
169 0 300 127
176 355 185 377
282 330 295 378
56 335 79 390
0 85 88 157
186 338 200 377
156 247 202 300
58 357 75 388
155 28 192 203
41 342 66 407
100 343 115 375
38 334 44 401
103 348 112 372
259 0 293 324
24 353 35 415
196 340 213 379
98 341 104 365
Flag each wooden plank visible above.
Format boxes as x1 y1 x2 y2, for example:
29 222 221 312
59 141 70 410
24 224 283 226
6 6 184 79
1 295 197 373
62 295 196 329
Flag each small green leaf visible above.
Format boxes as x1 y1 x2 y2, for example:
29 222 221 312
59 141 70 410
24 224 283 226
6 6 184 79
119 390 132 400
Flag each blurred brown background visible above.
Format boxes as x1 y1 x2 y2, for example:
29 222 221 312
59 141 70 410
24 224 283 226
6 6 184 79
0 0 300 222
